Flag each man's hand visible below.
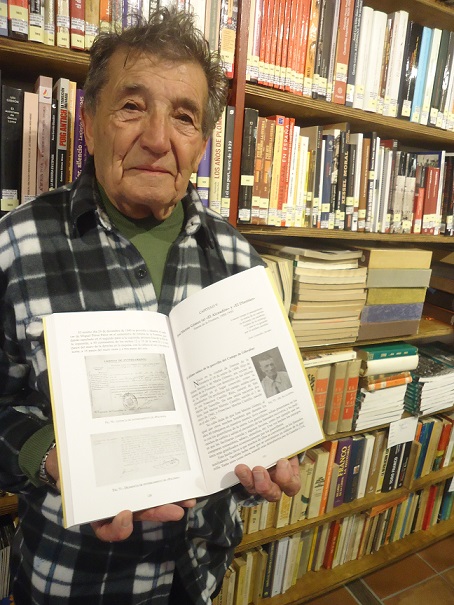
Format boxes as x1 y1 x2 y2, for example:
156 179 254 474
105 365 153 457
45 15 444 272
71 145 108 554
90 500 197 542
235 457 301 502
45 445 197 542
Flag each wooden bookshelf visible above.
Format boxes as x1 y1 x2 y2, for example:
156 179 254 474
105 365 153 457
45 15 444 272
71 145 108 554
238 463 454 553
0 494 18 517
257 517 454 604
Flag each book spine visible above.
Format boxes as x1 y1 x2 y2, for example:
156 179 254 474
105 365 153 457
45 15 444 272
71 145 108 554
220 105 235 219
29 0 44 42
69 0 84 49
48 99 58 190
52 78 70 188
20 91 39 204
303 0 321 98
0 0 7 36
84 0 99 49
332 0 354 105
35 75 53 196
7 0 28 39
1 85 24 215
208 108 226 215
219 0 238 79
42 0 55 44
196 137 211 209
99 0 112 32
55 0 70 47
72 89 86 181
333 438 352 507
345 0 363 106
266 115 285 226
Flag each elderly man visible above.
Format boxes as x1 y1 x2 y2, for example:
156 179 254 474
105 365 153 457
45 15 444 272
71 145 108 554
0 7 300 605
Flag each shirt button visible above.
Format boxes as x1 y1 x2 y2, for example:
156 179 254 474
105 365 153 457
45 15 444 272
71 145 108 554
137 268 147 279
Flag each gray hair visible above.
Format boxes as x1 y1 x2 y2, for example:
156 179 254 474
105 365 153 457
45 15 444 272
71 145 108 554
83 6 229 138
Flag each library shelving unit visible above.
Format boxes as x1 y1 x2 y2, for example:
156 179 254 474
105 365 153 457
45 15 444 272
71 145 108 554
1 1 454 603
227 0 454 603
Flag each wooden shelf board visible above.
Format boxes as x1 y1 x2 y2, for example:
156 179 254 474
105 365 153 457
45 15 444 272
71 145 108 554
244 84 454 150
239 224 454 244
0 494 18 517
257 518 454 604
0 38 89 84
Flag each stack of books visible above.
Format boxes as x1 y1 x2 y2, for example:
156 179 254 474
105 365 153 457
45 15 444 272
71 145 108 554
353 342 418 431
249 240 367 348
356 246 432 341
404 342 454 416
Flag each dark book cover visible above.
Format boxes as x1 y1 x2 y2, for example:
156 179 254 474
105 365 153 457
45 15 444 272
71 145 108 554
335 131 349 230
1 84 24 216
426 288 454 312
333 436 353 508
343 435 365 502
429 29 451 126
396 440 413 488
237 107 259 224
364 132 378 232
344 141 356 230
312 0 328 100
381 443 402 492
48 99 58 190
320 134 334 229
397 21 424 120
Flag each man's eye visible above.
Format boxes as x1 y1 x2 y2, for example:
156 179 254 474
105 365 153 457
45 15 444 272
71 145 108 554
123 102 140 111
177 113 194 124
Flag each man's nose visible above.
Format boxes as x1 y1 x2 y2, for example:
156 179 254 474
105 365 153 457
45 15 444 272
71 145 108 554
140 111 172 154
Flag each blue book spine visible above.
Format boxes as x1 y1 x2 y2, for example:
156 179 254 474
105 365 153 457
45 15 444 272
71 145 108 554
196 137 212 208
410 27 433 123
360 302 424 323
415 422 434 479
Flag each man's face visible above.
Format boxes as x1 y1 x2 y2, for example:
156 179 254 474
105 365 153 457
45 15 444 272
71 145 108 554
82 49 209 220
260 358 277 380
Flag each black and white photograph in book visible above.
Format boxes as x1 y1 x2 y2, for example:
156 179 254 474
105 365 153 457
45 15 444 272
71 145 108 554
253 347 293 398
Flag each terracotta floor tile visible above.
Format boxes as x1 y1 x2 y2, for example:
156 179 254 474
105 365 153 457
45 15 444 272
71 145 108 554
383 576 454 605
442 567 454 587
418 534 454 572
361 554 435 599
304 586 359 605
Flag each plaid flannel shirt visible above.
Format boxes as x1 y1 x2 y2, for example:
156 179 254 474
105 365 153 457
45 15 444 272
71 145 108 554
0 156 264 605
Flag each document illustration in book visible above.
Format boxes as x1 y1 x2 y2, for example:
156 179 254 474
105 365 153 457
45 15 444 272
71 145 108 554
44 266 324 527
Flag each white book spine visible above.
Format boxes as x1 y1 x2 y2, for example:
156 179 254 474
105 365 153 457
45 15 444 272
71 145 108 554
384 11 409 117
363 10 387 113
352 6 374 110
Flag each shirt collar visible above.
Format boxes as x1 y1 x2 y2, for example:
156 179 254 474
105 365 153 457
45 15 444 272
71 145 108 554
69 155 215 247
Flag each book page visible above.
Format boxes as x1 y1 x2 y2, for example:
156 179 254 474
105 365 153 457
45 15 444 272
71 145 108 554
44 311 208 527
170 266 324 492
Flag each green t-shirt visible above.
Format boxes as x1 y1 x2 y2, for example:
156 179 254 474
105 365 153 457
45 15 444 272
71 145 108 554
99 185 184 300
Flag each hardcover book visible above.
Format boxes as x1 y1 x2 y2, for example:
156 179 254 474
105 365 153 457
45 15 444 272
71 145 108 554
43 266 323 527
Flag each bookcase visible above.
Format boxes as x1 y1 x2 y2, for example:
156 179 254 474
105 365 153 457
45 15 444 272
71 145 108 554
2 1 454 604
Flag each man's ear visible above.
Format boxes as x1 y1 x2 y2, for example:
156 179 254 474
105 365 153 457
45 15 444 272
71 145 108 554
81 104 95 156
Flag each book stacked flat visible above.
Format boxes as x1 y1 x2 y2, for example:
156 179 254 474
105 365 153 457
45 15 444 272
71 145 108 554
249 240 367 348
353 342 418 431
404 342 454 415
356 247 432 341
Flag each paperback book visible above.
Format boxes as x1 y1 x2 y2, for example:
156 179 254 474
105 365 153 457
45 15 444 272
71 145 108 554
44 266 324 527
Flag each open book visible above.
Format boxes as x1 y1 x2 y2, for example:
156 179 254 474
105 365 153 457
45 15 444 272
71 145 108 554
43 266 324 527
